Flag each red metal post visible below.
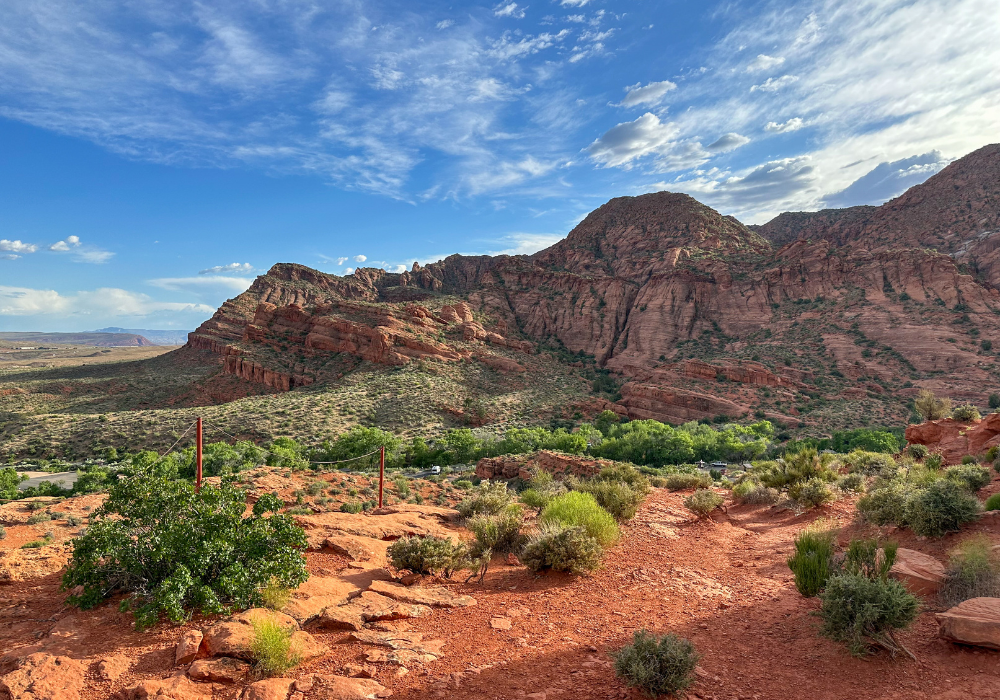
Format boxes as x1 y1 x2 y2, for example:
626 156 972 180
378 445 385 508
196 417 203 493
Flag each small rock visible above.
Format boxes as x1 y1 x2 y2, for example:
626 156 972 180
490 617 512 630
96 654 130 682
936 596 1000 650
242 677 296 700
0 653 86 700
309 674 388 699
294 676 315 692
124 674 213 700
176 629 204 665
201 609 298 660
368 580 477 608
188 657 252 684
343 664 377 678
889 548 947 597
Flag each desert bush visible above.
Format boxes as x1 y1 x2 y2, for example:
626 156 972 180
837 473 866 494
952 404 982 422
27 512 52 524
788 529 835 596
945 464 992 492
842 539 897 580
577 480 645 521
985 493 1000 511
649 476 668 488
857 483 913 526
683 489 724 518
62 471 308 630
521 524 603 574
939 535 1000 607
259 579 292 611
0 525 5 539
387 535 470 577
613 630 699 698
457 481 514 518
789 478 836 508
905 479 980 537
339 502 363 514
593 463 651 492
0 467 23 500
394 476 411 498
453 479 473 489
467 504 525 553
960 454 979 465
541 492 619 547
664 473 711 491
914 389 951 421
925 453 943 470
987 445 1000 462
818 573 920 657
755 448 836 490
250 616 301 678
66 514 83 526
306 480 328 496
844 451 898 478
907 444 928 460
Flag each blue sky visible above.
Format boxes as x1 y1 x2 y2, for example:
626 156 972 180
0 0 998 332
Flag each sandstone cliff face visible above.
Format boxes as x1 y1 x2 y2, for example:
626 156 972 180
905 413 1000 465
188 144 1000 429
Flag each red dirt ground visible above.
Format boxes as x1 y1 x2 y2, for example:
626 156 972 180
2 483 999 700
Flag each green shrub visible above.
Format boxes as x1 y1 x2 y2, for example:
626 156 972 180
844 451 898 478
27 512 52 524
907 444 928 460
857 483 913 526
732 478 778 505
62 471 308 630
22 537 52 549
683 489 723 518
0 525 5 540
945 464 992 492
593 463 650 492
789 478 836 508
818 573 920 657
842 539 897 580
837 473 865 494
259 579 292 611
306 480 328 496
905 479 980 537
788 529 835 596
664 473 711 491
467 504 525 554
925 453 943 470
453 479 473 490
952 404 982 422
522 524 603 574
613 630 699 698
250 615 301 678
66 514 83 527
339 502 363 514
457 481 514 518
939 534 1000 607
577 480 645 521
985 493 1000 511
394 476 410 498
387 535 469 577
519 488 550 510
541 492 619 547
960 454 978 465
987 445 1000 462
649 476 668 488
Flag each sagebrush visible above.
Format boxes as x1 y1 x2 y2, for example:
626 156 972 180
613 630 699 698
521 524 603 574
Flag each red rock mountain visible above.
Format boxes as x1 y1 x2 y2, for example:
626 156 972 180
188 143 1000 431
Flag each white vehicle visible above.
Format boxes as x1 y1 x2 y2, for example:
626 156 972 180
430 465 442 474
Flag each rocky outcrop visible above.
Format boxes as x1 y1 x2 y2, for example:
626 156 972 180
889 548 947 597
905 413 1000 464
618 383 746 424
475 450 614 481
937 597 1000 650
0 653 85 700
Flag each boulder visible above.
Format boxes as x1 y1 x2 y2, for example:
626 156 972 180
175 630 204 665
187 657 251 684
346 630 444 665
889 548 947 596
0 653 85 700
124 673 214 700
368 580 476 608
200 609 298 660
321 535 390 567
308 674 387 700
309 606 364 632
241 678 295 700
282 577 357 625
936 597 1000 650
95 654 130 682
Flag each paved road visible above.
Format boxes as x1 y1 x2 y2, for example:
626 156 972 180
17 471 79 491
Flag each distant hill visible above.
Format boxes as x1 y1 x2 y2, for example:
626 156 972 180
94 328 191 345
0 332 154 347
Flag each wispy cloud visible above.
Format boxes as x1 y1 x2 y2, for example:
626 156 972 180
0 285 214 317
494 3 526 19
199 262 256 275
616 80 677 108
147 276 254 294
47 235 114 263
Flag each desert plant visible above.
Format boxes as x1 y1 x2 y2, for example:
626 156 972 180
457 481 514 518
960 455 979 465
339 502 363 514
985 493 1000 511
945 464 992 492
905 479 980 537
65 514 83 527
250 615 301 678
62 471 308 630
387 535 470 577
907 444 929 460
787 529 835 597
789 478 836 508
613 630 699 698
837 473 866 494
663 473 711 491
952 404 982 422
842 539 897 580
467 504 526 553
683 489 724 518
939 534 1000 607
259 578 292 611
577 479 645 521
649 476 668 488
394 476 410 498
925 453 943 470
593 463 651 492
818 573 920 658
914 389 951 421
521 523 603 574
0 525 5 540
843 450 898 478
541 492 620 547
857 483 913 526
453 479 473 489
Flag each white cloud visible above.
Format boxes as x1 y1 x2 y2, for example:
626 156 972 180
765 117 804 133
47 235 113 263
586 113 685 169
390 264 407 273
337 257 349 265
823 151 951 208
354 254 367 263
199 262 255 275
566 15 585 23
0 239 38 254
559 0 591 6
148 276 254 293
750 75 798 93
465 156 557 193
746 54 785 72
617 80 677 108
488 232 565 256
1 254 18 261
707 132 750 152
494 3 526 19
49 235 81 252
0 285 214 317
488 29 571 61
436 20 454 30
343 267 355 275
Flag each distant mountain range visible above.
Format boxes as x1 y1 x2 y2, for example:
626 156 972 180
94 328 192 345
0 331 156 347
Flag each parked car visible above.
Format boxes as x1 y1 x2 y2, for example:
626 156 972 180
430 465 441 474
